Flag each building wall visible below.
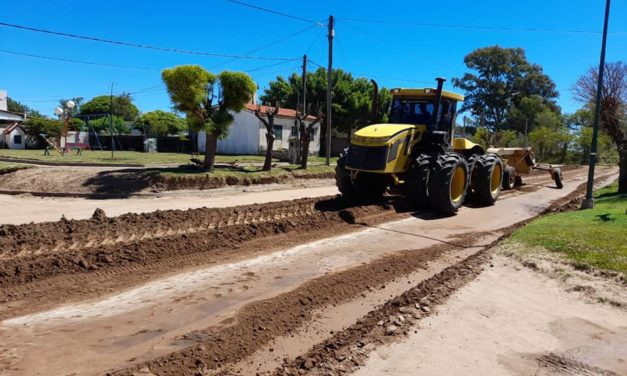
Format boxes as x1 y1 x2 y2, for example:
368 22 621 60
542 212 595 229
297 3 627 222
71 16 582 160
0 90 7 112
5 128 26 149
198 110 321 155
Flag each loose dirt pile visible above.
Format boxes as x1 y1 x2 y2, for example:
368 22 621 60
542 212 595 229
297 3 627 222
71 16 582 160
0 195 406 319
0 166 334 196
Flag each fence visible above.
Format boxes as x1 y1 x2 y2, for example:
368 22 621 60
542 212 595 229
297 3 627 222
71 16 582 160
88 135 194 153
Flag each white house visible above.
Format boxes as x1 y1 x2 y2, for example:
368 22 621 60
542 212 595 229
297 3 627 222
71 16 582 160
198 103 320 156
0 90 27 149
1 122 26 149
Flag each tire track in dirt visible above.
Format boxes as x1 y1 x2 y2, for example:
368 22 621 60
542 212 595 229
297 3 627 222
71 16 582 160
111 169 616 376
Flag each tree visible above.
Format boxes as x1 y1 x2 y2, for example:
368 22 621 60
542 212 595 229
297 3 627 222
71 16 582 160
7 97 44 118
453 46 559 133
297 106 323 169
261 68 392 155
80 93 139 121
137 110 187 136
253 104 280 171
23 117 63 147
162 65 256 170
573 61 627 193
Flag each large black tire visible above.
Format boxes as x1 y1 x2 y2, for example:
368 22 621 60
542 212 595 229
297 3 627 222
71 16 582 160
429 152 468 215
335 149 354 198
472 153 503 206
404 153 433 208
502 165 516 190
552 168 563 189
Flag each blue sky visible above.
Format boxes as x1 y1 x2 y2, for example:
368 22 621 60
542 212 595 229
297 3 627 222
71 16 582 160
1 0 626 118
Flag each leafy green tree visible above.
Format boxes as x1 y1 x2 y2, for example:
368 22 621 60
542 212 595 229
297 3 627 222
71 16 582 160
261 68 392 155
162 65 256 170
453 46 559 133
85 115 127 134
137 110 187 136
7 97 45 118
80 93 139 121
567 107 615 164
573 61 627 193
23 117 63 147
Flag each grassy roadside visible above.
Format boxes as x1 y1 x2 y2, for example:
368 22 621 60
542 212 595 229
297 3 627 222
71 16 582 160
510 181 626 277
0 149 277 165
0 162 33 174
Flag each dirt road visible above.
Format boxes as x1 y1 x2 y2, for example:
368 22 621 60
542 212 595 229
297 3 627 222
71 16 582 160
0 166 620 375
0 180 336 224
352 254 627 376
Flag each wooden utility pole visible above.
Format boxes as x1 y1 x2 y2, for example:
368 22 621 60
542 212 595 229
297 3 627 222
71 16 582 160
325 15 334 166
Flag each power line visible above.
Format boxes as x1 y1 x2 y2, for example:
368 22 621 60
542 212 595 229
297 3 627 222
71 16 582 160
0 21 299 61
226 0 324 26
0 48 161 71
209 23 319 70
339 17 626 35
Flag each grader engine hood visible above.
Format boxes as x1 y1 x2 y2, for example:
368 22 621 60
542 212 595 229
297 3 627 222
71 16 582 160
346 123 426 173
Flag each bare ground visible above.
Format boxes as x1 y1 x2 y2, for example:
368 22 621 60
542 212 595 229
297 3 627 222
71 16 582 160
0 166 621 376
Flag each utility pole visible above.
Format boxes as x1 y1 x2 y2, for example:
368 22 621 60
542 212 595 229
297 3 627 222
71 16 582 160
325 15 334 166
582 0 611 209
302 54 307 115
110 83 115 159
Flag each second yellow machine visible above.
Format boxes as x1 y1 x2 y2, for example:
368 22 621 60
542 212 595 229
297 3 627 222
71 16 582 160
336 78 503 215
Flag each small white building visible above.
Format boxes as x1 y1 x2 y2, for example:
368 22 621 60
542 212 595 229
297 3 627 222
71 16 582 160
0 90 27 149
198 103 320 155
1 122 26 149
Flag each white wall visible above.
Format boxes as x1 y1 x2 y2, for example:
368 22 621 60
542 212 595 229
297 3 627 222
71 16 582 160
0 90 7 111
60 131 89 148
5 128 26 149
198 110 321 155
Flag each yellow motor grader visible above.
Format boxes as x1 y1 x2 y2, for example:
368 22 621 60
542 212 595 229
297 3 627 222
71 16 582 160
335 78 503 215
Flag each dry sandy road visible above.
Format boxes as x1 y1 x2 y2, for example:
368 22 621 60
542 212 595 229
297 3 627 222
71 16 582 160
0 166 617 375
0 180 337 225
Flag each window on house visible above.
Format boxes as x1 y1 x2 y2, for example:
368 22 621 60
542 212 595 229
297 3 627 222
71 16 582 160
273 125 283 140
13 135 22 145
291 126 297 137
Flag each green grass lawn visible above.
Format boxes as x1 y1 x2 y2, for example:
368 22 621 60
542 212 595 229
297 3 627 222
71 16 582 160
0 162 33 173
511 181 627 277
0 149 284 166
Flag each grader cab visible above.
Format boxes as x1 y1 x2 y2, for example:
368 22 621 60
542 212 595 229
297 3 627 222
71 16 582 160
336 78 504 215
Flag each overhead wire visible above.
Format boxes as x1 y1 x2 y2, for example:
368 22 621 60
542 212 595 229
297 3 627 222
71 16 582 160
225 0 324 26
0 21 299 60
0 49 161 71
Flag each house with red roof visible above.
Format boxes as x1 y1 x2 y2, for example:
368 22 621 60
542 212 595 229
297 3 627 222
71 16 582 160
0 90 27 149
198 102 320 156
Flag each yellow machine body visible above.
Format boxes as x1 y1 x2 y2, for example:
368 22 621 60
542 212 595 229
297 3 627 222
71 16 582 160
345 88 482 183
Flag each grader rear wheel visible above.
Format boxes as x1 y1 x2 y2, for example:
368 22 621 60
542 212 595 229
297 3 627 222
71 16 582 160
429 152 468 215
472 153 503 206
502 166 516 190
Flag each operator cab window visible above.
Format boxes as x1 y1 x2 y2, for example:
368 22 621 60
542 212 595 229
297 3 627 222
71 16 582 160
390 99 434 125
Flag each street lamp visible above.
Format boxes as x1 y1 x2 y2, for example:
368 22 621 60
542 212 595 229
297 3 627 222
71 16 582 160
55 100 76 154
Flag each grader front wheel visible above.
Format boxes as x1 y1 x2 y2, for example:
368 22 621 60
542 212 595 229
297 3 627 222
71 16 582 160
472 153 503 206
429 152 468 215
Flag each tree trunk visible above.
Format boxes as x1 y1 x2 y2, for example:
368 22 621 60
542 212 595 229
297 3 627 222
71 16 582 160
263 130 274 171
618 141 627 194
204 134 218 171
301 136 310 169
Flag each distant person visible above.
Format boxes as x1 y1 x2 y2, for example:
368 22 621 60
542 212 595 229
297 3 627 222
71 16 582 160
415 103 432 125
